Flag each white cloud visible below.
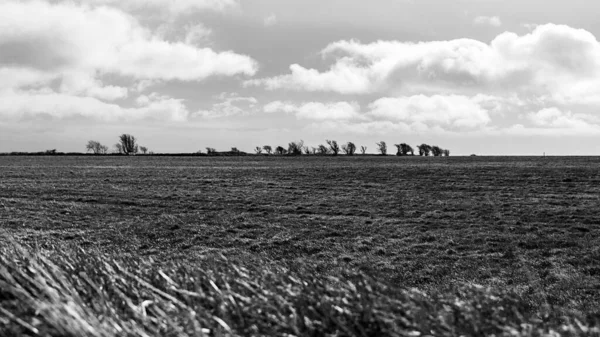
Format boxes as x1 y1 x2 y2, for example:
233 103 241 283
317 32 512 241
264 14 277 27
368 95 492 129
0 1 257 86
527 107 600 129
264 101 364 121
474 16 502 27
0 89 189 122
246 24 600 106
195 93 258 118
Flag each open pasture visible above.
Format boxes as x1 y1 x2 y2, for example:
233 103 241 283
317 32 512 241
1 155 600 335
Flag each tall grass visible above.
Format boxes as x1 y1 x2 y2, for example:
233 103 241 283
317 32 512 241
0 239 598 337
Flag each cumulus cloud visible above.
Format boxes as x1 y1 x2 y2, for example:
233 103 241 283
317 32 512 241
474 16 502 27
0 0 256 122
195 93 258 118
368 95 492 129
264 101 365 120
264 14 277 27
0 89 189 122
246 24 600 106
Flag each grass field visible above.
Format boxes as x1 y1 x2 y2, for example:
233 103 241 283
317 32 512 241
1 155 600 336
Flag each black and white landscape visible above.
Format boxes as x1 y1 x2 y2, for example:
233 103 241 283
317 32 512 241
1 1 600 336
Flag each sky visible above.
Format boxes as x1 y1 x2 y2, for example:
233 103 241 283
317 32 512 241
1 0 600 155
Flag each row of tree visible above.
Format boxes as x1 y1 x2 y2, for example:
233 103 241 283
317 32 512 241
86 135 450 157
86 134 150 155
252 140 449 157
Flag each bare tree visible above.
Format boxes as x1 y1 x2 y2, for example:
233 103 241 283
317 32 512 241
263 145 272 155
86 140 108 154
140 146 148 154
288 140 304 156
417 144 432 156
360 146 367 155
317 144 330 155
326 140 340 156
376 141 387 155
431 145 443 157
254 146 263 154
275 146 287 155
206 147 216 155
303 146 311 155
342 142 357 155
116 134 138 155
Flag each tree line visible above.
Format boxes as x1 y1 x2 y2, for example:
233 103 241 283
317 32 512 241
85 135 450 157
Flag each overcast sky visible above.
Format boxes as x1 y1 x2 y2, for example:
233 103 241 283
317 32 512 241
1 0 600 155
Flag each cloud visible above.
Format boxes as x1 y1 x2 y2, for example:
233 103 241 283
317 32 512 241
264 101 365 120
264 14 277 27
526 107 600 129
195 93 258 118
474 16 502 27
0 1 257 88
0 89 189 122
368 95 492 129
246 24 600 105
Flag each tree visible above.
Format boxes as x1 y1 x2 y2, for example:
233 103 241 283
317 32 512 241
254 146 263 154
342 142 356 155
140 146 148 154
395 143 413 156
263 145 272 155
116 134 138 155
231 147 240 154
303 146 311 155
275 146 287 155
317 144 330 155
431 145 443 157
376 141 387 155
206 147 216 155
326 140 340 156
311 147 318 155
443 149 450 157
417 144 432 156
360 146 367 155
288 140 304 156
86 140 108 154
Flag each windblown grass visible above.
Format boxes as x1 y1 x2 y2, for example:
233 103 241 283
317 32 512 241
1 239 598 337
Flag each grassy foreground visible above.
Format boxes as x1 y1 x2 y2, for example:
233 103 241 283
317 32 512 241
1 238 598 337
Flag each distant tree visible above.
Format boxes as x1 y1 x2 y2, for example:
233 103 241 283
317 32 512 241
326 140 340 156
140 146 148 154
443 149 450 157
275 146 287 155
86 140 108 154
303 146 311 155
317 144 330 155
311 147 318 155
231 147 240 154
263 145 272 155
288 140 304 156
395 143 413 156
376 141 387 155
431 146 443 157
254 146 263 154
342 142 357 155
417 144 432 156
360 146 367 155
116 134 138 155
206 147 216 155
45 149 57 155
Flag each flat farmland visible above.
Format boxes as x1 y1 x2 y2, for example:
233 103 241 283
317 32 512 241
2 155 600 322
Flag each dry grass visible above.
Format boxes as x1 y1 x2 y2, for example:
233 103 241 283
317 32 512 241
1 237 598 337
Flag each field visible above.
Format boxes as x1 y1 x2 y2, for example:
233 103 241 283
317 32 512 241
1 155 600 336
